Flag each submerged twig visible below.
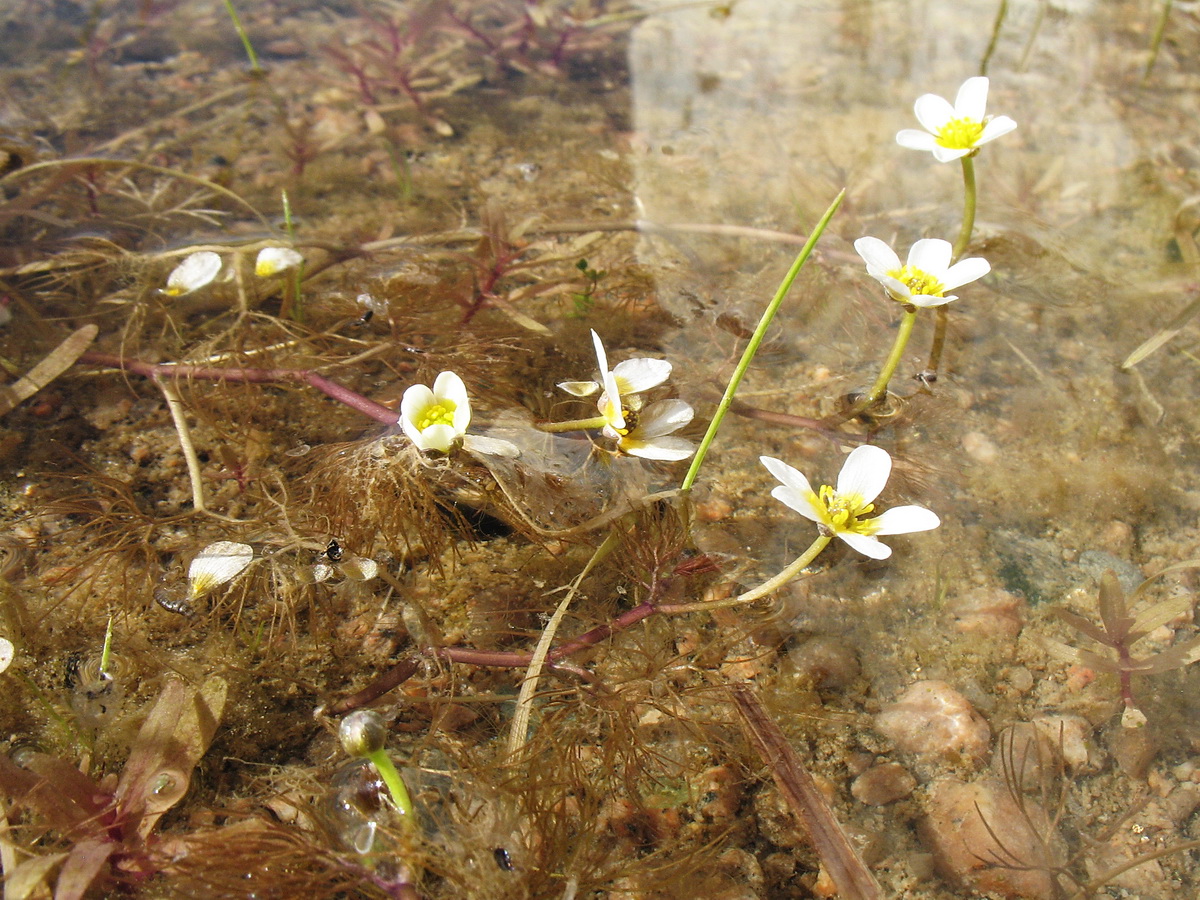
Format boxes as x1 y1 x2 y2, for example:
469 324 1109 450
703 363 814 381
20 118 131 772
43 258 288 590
0 325 98 416
730 683 882 900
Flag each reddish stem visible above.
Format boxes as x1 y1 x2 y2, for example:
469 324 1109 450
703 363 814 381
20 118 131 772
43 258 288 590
78 351 399 426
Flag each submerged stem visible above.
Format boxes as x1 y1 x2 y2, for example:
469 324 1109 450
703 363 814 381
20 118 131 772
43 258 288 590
865 309 918 405
537 415 609 433
951 155 977 263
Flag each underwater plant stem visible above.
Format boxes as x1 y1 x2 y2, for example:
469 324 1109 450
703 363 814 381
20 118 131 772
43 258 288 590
951 155 977 263
154 375 209 512
681 188 845 493
80 352 400 426
365 748 415 823
979 0 1008 76
537 415 609 433
507 529 619 759
222 0 263 74
659 534 831 613
99 615 114 679
845 308 918 414
1144 0 1174 83
281 189 305 322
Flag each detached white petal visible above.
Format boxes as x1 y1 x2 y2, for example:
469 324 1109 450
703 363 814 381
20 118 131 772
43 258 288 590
255 247 304 277
164 251 222 296
188 541 254 600
557 380 600 397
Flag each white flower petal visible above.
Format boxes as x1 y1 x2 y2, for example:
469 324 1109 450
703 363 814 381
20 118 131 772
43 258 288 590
558 380 600 397
854 236 901 274
931 145 971 163
978 115 1018 144
906 238 953 276
621 436 694 460
913 93 955 133
954 76 990 120
878 275 914 301
635 399 693 438
896 129 939 152
613 357 671 394
908 292 957 308
760 455 815 497
432 371 471 431
770 485 826 524
837 531 892 560
165 251 222 296
0 637 14 674
836 445 892 505
400 383 435 428
868 505 941 535
590 329 610 376
255 247 304 277
463 434 521 457
941 257 990 291
416 423 458 453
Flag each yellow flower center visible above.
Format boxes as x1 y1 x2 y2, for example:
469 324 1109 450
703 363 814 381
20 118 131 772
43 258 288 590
889 265 945 298
818 485 875 534
935 116 985 150
417 402 456 431
609 407 638 436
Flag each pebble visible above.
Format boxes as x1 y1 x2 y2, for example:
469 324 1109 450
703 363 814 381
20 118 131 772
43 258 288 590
1031 713 1103 774
947 587 1025 639
786 636 860 690
874 680 991 764
851 762 916 806
919 776 1065 899
961 431 999 465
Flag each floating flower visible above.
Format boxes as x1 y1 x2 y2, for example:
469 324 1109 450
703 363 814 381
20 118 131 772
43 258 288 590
558 329 672 412
760 446 939 560
255 246 304 277
609 398 695 461
0 636 13 674
400 371 471 453
854 237 989 308
187 541 254 600
400 371 519 457
896 76 1017 163
163 251 222 296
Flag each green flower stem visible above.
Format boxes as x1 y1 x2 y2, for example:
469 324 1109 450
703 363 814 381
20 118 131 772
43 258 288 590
365 748 415 823
951 155 977 263
222 0 263 74
866 307 918 405
660 534 831 613
538 415 609 433
681 189 845 493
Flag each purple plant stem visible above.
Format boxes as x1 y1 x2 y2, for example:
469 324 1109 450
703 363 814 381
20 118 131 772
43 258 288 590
78 351 399 426
331 601 660 714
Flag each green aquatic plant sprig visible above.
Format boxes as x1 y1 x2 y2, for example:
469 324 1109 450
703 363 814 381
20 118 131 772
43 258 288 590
339 710 415 825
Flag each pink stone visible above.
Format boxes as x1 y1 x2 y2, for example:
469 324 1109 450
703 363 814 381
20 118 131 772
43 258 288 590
875 680 991 764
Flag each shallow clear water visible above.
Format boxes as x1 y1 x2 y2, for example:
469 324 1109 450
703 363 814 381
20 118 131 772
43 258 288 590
1 0 1199 897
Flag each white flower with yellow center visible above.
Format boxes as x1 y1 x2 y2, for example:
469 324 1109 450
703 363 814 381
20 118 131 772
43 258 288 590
255 247 304 277
400 371 518 457
163 251 222 296
400 371 472 453
760 446 939 560
609 399 695 461
896 76 1017 163
854 237 989 308
558 329 672 414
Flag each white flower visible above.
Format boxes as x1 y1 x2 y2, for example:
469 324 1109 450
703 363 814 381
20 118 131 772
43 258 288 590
163 251 222 296
255 247 304 277
0 636 13 674
400 371 471 453
854 237 989 308
760 446 939 560
558 329 672 413
187 541 254 600
896 76 1017 163
609 398 695 461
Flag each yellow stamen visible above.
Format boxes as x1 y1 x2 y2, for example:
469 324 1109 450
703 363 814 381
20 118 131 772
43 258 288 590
417 402 456 431
889 265 945 298
935 116 985 150
818 484 875 534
